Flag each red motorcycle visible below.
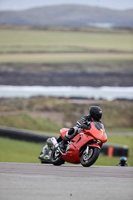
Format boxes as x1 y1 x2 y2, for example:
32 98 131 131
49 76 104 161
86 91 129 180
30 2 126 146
51 121 107 167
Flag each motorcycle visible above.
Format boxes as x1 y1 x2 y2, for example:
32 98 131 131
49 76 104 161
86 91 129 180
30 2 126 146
51 121 107 167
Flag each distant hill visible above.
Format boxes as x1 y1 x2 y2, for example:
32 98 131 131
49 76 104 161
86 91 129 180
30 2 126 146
0 4 133 28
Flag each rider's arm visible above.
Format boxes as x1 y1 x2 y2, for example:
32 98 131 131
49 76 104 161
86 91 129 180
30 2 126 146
81 114 91 123
77 115 91 129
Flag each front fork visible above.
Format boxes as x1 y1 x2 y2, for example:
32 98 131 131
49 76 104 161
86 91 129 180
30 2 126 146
85 145 90 154
51 137 64 154
83 143 100 157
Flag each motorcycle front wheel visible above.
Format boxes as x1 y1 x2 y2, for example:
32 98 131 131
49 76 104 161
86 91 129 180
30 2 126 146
80 147 100 167
51 148 65 166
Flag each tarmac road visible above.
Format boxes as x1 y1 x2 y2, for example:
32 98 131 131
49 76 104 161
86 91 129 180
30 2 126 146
0 162 133 200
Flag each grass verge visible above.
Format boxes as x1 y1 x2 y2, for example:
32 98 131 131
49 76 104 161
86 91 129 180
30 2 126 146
0 113 61 134
0 53 132 63
0 137 43 163
0 28 132 51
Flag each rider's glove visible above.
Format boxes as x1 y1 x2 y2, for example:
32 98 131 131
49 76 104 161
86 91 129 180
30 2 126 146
81 122 91 130
80 124 88 129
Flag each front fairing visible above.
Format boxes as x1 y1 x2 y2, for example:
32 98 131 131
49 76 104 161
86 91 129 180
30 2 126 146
62 133 91 164
71 133 93 148
84 122 107 143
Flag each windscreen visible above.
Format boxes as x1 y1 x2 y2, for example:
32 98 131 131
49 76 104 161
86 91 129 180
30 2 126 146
92 122 106 133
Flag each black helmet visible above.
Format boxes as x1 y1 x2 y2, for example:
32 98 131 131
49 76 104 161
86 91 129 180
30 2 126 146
90 106 102 121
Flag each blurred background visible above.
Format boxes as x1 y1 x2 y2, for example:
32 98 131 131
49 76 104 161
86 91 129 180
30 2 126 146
0 0 133 166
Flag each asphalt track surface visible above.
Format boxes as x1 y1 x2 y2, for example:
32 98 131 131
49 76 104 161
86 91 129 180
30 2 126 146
0 162 133 200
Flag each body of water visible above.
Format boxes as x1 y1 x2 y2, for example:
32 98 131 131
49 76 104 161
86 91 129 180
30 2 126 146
0 86 133 100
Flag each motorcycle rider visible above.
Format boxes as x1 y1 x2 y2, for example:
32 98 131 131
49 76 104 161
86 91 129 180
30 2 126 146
116 157 130 167
39 138 53 162
60 106 103 151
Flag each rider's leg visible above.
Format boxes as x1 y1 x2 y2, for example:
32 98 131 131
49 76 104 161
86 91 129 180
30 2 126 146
60 127 78 149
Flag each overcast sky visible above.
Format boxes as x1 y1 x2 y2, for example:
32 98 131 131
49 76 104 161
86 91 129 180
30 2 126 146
0 0 133 11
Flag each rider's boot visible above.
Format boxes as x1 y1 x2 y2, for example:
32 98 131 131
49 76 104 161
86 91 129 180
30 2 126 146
60 136 69 151
60 128 76 151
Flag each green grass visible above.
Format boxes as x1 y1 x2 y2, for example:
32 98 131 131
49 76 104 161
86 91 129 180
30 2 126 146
0 98 132 131
0 29 132 51
0 53 132 63
0 28 132 64
0 137 43 163
0 28 132 67
107 127 133 133
0 135 132 166
95 135 133 166
0 113 61 134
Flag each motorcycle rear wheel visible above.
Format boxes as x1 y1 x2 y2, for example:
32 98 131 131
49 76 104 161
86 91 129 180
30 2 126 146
80 147 100 167
51 148 65 166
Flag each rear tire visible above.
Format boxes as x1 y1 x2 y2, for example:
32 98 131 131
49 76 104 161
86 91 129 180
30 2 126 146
51 148 65 166
80 147 100 167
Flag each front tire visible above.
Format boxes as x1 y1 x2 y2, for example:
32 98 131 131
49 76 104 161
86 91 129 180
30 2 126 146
51 148 65 166
80 147 100 167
